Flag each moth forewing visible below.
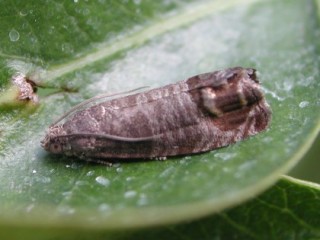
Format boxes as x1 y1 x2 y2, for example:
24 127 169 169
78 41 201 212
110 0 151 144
42 67 271 160
51 86 150 126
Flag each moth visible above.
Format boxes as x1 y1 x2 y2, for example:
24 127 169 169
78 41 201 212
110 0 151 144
41 67 271 160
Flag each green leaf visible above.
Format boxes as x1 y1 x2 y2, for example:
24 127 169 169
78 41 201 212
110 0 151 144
0 0 319 237
1 176 319 240
111 176 320 240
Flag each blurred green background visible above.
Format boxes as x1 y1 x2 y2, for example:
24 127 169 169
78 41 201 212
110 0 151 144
290 134 320 183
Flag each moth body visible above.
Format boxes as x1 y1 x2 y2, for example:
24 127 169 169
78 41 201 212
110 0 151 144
41 67 271 160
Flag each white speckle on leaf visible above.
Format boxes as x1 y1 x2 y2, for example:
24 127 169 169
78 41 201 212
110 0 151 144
126 177 133 182
9 29 20 42
48 25 55 35
86 170 95 176
262 136 273 143
179 159 186 164
29 36 38 44
238 161 255 171
98 203 110 212
201 158 209 163
25 204 34 212
38 176 51 184
124 190 137 198
159 166 175 178
112 162 121 168
57 205 75 215
61 43 74 54
70 162 82 169
214 152 237 161
75 180 86 186
137 193 148 206
222 167 231 173
19 10 28 16
95 176 110 187
262 87 285 101
62 191 72 199
141 182 152 190
299 101 309 108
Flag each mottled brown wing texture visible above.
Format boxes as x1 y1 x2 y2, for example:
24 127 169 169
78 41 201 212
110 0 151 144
41 67 271 160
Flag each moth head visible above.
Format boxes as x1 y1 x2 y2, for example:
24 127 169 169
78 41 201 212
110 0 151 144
41 125 68 154
201 67 265 116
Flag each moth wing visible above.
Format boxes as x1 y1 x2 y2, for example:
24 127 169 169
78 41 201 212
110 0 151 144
51 86 150 126
60 132 160 142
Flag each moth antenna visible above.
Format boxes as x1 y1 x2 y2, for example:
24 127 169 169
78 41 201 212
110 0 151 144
51 86 150 126
57 132 160 142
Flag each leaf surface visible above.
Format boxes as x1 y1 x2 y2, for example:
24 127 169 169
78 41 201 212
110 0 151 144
0 0 319 234
1 177 320 240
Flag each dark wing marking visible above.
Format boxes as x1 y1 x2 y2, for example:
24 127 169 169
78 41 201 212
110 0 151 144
188 67 251 90
51 86 150 126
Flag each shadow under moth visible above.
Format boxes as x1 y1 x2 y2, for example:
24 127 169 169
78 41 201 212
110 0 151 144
41 67 271 161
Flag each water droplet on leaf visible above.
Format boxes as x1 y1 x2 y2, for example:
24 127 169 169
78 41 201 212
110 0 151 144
95 176 110 186
19 10 28 16
9 29 20 42
299 101 309 108
124 190 137 198
86 170 95 176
